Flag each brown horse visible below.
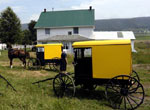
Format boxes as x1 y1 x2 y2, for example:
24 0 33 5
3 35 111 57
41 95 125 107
7 43 29 68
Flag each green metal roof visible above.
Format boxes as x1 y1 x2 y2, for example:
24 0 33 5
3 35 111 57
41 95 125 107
35 9 94 28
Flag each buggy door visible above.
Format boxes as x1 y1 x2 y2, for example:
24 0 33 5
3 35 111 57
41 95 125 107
36 47 45 66
74 48 92 84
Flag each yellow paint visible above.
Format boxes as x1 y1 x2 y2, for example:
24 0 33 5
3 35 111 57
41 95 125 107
73 40 132 79
72 40 131 48
36 44 63 59
36 44 63 47
92 45 132 79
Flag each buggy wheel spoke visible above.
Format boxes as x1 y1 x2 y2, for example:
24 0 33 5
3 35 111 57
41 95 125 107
113 95 122 104
53 73 75 97
107 86 120 93
118 96 123 109
129 94 142 100
126 96 134 109
106 75 144 110
124 96 127 110
128 95 138 105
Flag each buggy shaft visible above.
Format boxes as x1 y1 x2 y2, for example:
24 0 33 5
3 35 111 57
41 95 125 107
32 77 54 84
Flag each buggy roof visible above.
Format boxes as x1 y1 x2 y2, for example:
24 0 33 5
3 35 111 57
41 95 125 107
36 43 63 47
72 40 131 47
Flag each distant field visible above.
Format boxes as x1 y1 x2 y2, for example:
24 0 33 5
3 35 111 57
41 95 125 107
133 40 150 64
135 36 150 40
0 41 150 110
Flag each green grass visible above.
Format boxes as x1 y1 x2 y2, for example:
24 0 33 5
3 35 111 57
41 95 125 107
135 34 150 40
0 51 112 110
135 36 150 40
133 40 150 64
0 40 150 110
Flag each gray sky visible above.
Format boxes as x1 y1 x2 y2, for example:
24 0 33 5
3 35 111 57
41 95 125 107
0 0 150 23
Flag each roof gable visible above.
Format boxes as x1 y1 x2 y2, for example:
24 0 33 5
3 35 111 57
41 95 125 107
35 9 94 28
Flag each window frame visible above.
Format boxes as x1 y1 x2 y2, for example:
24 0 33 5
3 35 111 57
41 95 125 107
73 27 79 34
45 28 50 35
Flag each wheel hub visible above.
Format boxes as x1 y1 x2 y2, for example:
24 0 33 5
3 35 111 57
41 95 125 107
61 83 66 89
120 88 128 96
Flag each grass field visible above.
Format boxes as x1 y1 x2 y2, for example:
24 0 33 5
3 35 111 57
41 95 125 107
135 36 150 40
0 40 150 110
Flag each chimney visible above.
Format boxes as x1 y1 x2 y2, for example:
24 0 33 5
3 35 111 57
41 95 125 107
44 8 46 12
89 6 92 10
52 8 54 11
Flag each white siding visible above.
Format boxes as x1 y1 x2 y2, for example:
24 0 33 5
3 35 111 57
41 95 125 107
79 27 93 38
37 27 94 41
93 31 135 40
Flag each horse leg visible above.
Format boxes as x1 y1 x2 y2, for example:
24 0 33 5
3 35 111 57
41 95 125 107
19 58 26 68
10 58 13 69
19 58 24 67
23 58 26 68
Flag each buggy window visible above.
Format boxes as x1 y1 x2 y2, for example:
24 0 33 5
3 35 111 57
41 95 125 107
84 48 91 58
37 47 44 52
74 48 91 59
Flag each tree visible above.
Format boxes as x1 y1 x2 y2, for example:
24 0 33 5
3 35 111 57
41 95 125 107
0 7 22 44
28 20 37 44
22 30 31 44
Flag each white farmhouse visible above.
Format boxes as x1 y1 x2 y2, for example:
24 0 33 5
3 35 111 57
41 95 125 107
35 7 94 53
35 7 136 53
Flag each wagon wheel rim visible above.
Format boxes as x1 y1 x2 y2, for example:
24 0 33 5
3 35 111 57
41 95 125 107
48 62 52 70
132 70 140 82
53 63 60 71
52 57 60 71
53 73 75 97
105 75 144 110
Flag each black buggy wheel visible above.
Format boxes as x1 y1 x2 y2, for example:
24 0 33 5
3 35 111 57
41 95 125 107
48 62 54 70
49 62 60 71
53 73 75 97
53 62 60 71
105 75 144 110
51 57 60 71
27 58 41 70
132 70 140 82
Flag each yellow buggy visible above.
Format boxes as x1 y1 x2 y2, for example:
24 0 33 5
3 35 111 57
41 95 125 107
33 40 144 110
27 43 63 70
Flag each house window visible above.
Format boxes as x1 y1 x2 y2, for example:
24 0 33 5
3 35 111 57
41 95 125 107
73 27 79 34
117 32 123 38
68 31 72 35
45 28 50 34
